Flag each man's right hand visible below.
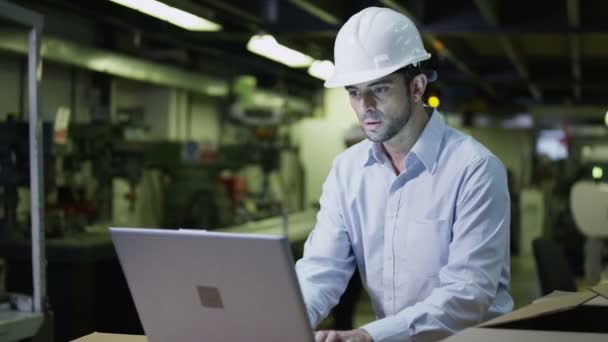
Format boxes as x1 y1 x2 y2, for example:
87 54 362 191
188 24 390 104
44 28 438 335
314 329 373 342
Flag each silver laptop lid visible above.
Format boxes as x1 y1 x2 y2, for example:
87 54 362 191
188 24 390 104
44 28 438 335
110 227 313 342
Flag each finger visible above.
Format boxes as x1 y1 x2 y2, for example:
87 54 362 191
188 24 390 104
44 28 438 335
344 336 360 342
342 331 363 342
315 330 329 342
326 331 341 342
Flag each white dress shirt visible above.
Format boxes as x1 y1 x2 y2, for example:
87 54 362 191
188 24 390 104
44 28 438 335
295 110 513 341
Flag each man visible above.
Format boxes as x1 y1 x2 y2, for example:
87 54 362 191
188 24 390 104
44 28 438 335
295 7 512 342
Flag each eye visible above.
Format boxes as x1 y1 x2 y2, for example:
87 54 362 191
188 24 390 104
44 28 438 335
373 86 389 94
347 89 360 97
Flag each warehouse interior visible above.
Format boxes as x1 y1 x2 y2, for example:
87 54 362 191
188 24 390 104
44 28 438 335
1 0 607 341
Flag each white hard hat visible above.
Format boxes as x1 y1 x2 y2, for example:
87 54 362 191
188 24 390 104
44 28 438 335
324 7 434 88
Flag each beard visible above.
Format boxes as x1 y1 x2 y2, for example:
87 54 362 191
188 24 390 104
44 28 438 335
362 105 412 143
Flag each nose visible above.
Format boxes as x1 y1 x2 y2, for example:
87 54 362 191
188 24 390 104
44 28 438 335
361 92 376 112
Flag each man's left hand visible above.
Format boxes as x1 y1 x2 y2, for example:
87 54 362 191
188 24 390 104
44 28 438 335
314 328 373 342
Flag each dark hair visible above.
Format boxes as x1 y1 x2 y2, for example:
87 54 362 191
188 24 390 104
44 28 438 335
395 64 424 83
391 65 419 95
393 63 433 96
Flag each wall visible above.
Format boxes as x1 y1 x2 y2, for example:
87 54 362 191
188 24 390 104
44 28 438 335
143 85 172 140
167 89 188 141
112 79 221 142
0 52 93 124
293 87 358 207
39 62 72 122
72 69 93 123
463 127 534 191
112 79 158 131
190 94 221 143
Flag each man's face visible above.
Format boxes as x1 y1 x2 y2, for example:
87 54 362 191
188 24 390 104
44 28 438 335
345 73 411 143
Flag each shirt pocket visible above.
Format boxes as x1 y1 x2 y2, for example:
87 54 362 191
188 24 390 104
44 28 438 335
399 218 450 276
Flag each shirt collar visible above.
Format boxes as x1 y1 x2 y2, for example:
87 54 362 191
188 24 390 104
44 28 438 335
367 141 384 165
364 109 446 173
410 108 446 174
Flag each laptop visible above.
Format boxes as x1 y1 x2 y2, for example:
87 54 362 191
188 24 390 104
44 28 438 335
109 227 314 342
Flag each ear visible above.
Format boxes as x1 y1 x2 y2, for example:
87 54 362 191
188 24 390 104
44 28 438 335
410 74 428 103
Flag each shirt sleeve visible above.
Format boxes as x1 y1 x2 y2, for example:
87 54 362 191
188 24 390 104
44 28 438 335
361 156 511 341
295 158 357 328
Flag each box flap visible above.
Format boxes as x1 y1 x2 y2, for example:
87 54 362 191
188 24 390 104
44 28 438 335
591 284 608 299
71 332 148 341
479 291 596 327
531 290 576 303
444 328 608 341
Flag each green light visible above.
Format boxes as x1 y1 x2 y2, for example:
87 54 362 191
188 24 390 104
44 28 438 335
592 166 603 180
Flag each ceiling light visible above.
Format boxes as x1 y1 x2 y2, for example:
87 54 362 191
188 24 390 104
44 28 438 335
109 0 222 31
247 34 313 68
308 60 334 81
604 110 608 127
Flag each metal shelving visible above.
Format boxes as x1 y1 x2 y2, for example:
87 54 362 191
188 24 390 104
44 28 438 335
0 1 46 341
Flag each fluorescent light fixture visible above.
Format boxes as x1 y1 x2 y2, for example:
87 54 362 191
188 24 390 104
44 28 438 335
308 60 334 81
247 34 313 68
109 0 222 31
605 110 608 127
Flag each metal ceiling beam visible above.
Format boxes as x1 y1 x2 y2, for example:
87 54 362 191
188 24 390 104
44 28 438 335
479 79 608 90
567 0 581 31
474 0 542 102
34 0 322 93
0 0 44 28
0 29 229 96
409 24 608 35
289 0 341 25
380 0 497 98
194 0 262 27
0 29 314 112
567 0 582 102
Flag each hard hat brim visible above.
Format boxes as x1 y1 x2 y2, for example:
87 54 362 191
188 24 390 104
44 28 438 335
324 65 438 88
324 64 405 88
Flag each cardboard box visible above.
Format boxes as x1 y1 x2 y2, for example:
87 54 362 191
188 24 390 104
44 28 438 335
74 285 608 341
445 284 608 341
72 332 147 341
